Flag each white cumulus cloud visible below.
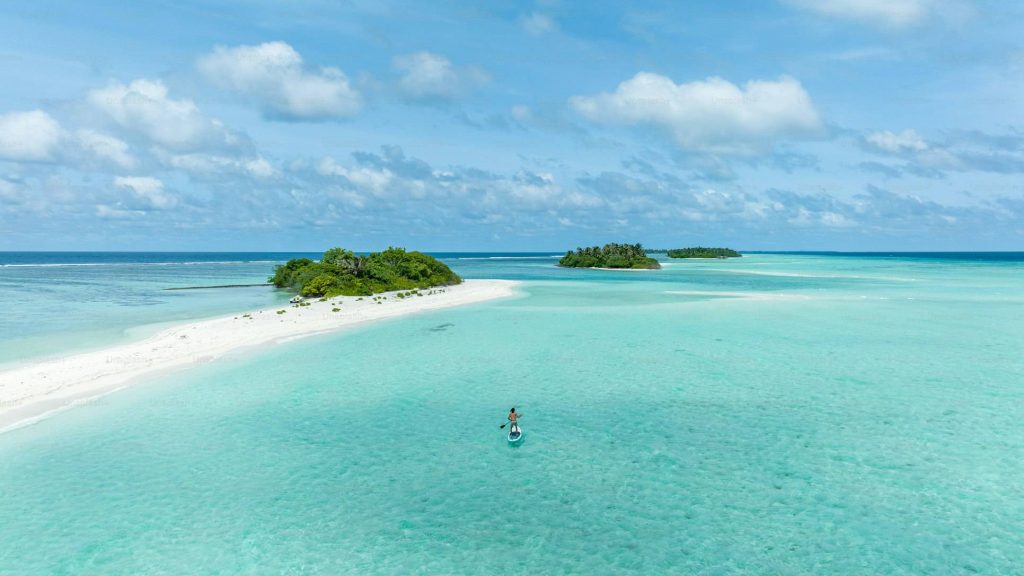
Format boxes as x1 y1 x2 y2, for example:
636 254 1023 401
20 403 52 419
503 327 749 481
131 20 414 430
865 129 929 153
784 0 931 27
0 110 63 162
318 157 395 197
0 112 145 169
162 153 276 179
113 175 177 209
393 52 488 101
76 130 136 168
198 41 362 120
88 79 243 151
570 72 821 154
95 204 145 219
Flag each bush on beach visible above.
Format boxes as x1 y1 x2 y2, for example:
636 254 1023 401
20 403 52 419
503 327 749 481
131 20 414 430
666 247 741 258
271 247 462 298
558 243 661 269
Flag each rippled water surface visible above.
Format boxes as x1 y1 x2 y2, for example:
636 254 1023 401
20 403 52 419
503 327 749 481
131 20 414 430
1 252 1023 574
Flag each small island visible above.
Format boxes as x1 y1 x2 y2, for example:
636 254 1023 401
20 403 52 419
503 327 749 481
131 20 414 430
666 247 741 259
558 243 661 269
270 247 461 297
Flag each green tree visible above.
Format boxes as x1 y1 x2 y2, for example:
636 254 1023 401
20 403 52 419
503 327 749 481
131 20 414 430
302 273 341 297
666 247 741 258
322 248 361 274
558 243 660 269
270 247 461 298
269 258 315 288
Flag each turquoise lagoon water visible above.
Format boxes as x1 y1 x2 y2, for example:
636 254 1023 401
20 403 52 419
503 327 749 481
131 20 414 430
0 253 320 367
1 252 1023 574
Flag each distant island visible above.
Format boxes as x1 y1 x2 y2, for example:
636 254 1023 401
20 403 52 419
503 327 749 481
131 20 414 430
666 247 741 259
270 247 461 297
558 243 661 269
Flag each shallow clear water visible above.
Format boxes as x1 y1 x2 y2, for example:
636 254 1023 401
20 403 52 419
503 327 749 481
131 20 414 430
1 253 1023 574
0 253 318 366
0 251 549 366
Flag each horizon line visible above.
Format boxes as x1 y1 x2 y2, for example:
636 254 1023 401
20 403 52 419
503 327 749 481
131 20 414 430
1 249 1023 254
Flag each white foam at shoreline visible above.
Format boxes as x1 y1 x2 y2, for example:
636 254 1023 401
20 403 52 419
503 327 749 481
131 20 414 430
0 279 519 433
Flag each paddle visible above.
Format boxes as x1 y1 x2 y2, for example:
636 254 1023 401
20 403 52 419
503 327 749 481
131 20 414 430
500 411 522 429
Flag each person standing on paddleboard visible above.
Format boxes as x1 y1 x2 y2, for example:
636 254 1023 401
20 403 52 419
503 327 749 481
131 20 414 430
507 408 521 433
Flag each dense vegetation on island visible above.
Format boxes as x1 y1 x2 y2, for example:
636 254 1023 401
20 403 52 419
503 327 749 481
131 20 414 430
270 247 461 297
558 243 661 269
666 247 741 259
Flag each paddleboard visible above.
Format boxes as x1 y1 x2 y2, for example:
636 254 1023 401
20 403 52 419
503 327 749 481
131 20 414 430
507 426 523 443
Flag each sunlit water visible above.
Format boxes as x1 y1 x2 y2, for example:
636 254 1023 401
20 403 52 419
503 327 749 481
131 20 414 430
1 252 1023 574
0 252 315 367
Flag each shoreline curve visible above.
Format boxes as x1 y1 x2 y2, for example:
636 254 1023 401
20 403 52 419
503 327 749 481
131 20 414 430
0 279 520 433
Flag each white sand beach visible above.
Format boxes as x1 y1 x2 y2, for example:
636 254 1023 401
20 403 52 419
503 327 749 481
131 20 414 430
0 279 519 433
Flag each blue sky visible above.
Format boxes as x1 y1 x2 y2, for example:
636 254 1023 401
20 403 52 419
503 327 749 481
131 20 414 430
0 0 1022 251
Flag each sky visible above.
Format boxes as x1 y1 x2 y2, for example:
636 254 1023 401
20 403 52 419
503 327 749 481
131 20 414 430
0 0 1022 251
